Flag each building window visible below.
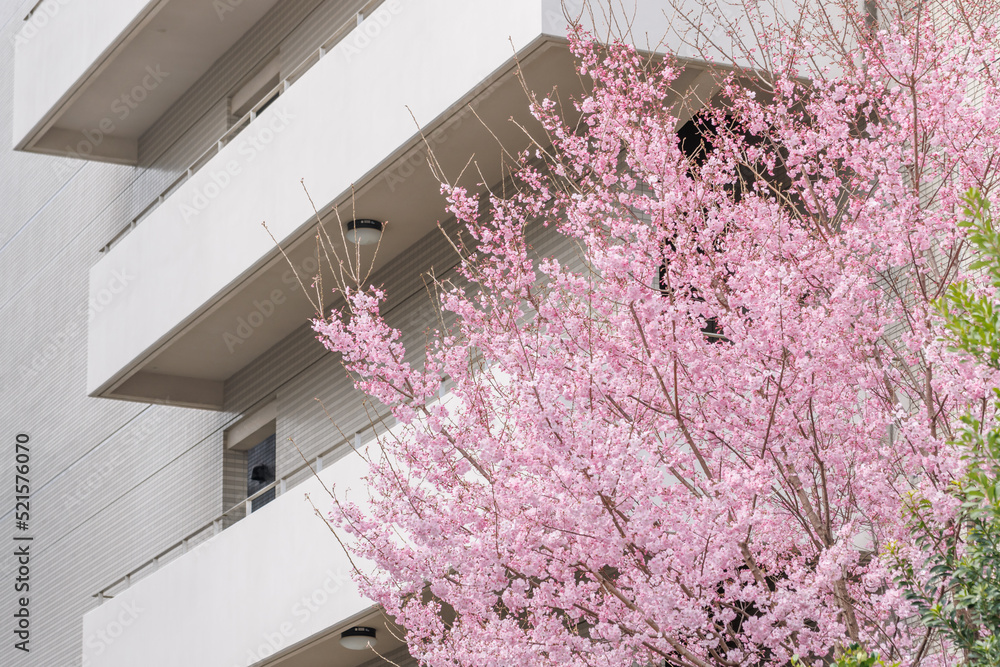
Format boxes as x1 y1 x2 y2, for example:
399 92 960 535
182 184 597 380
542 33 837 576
246 434 276 512
228 52 282 124
223 400 278 521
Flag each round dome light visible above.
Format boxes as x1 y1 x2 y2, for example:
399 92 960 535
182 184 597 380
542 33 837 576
345 219 383 246
340 626 377 650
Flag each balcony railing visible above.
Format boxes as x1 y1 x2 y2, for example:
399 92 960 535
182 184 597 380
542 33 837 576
98 0 385 254
91 414 386 602
93 335 453 603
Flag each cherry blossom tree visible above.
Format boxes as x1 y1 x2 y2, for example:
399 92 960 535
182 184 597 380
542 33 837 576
306 0 1000 664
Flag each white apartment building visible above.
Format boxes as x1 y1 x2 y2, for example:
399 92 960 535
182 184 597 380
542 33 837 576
1 1 743 665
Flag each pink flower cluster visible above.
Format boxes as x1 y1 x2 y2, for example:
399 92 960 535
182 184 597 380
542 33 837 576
313 2 1000 664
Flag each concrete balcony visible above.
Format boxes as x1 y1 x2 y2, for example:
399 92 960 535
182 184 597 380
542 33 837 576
85 0 720 409
81 448 406 667
12 0 284 162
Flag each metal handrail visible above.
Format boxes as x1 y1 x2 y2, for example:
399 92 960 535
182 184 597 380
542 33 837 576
99 0 385 254
92 418 385 601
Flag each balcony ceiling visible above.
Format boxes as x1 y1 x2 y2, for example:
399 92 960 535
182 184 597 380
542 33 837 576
266 611 409 667
19 0 281 162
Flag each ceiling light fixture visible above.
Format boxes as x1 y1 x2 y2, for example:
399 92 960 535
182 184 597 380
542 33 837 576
344 219 383 246
340 626 377 650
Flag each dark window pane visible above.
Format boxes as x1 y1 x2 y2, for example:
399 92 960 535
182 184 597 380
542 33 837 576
247 434 276 512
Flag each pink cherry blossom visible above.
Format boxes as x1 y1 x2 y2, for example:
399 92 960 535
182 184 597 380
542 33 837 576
311 1 1000 664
